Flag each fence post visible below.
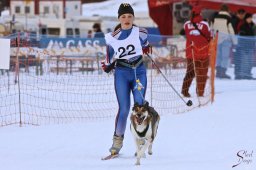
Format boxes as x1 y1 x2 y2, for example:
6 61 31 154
81 60 85 74
36 57 39 76
65 59 68 75
69 59 72 75
40 58 43 75
56 56 59 75
96 53 101 74
210 32 218 103
15 32 22 126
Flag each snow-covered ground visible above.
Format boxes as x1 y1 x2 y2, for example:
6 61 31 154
0 69 256 170
1 1 255 169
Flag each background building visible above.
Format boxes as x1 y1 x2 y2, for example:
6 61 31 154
10 0 81 19
0 0 10 16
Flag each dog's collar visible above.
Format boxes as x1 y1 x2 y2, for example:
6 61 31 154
134 124 150 138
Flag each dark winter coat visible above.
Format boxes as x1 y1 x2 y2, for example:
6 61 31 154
239 22 255 49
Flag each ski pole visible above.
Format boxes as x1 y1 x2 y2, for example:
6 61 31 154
146 54 193 106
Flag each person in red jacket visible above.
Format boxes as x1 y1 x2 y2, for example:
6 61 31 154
181 6 211 97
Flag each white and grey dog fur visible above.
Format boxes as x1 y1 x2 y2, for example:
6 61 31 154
130 102 160 165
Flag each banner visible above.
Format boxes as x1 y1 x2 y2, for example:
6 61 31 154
0 39 10 69
39 37 106 48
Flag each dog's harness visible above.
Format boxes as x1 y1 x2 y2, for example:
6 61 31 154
131 106 159 140
132 122 150 138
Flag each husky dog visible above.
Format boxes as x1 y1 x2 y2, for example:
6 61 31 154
130 102 160 165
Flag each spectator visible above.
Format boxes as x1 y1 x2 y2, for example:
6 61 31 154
181 6 211 97
179 28 185 35
212 4 235 79
235 13 256 80
106 28 112 33
231 8 246 34
87 30 93 38
92 23 104 38
253 14 256 35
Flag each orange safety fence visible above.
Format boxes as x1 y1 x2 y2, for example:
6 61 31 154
0 33 218 127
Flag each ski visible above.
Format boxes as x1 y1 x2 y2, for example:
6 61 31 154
101 154 119 160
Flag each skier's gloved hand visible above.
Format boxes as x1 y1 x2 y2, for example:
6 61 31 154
101 61 109 72
101 61 107 71
142 45 152 55
101 61 113 73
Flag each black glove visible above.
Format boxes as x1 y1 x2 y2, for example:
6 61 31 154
101 61 115 73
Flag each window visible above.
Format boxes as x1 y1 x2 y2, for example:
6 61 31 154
53 5 59 14
44 6 49 14
66 28 73 36
39 26 47 35
48 28 60 36
15 6 20 13
25 6 30 14
75 28 80 36
53 5 60 18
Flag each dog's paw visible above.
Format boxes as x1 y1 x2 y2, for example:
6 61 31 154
135 152 146 158
148 144 153 155
135 160 141 166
